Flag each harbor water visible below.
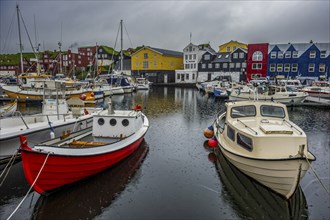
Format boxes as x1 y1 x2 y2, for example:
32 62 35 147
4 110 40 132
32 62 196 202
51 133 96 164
0 87 329 219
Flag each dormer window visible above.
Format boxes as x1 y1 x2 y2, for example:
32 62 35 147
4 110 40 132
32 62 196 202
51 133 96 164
204 54 210 60
309 51 316 58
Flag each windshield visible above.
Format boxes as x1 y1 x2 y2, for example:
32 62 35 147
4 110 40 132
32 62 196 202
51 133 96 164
260 105 285 118
231 105 256 118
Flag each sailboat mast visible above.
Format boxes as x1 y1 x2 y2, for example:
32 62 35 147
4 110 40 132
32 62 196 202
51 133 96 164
16 4 24 75
120 20 123 72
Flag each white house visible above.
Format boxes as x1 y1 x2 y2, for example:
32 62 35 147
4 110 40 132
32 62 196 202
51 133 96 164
175 43 215 83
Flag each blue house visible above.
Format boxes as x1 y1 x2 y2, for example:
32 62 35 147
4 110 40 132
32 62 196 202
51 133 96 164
267 43 330 81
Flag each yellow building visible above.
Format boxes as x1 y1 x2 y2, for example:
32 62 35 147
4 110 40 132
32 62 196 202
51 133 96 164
218 40 247 53
131 46 183 84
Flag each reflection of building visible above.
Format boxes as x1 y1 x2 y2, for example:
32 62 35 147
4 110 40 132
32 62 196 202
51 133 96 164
131 46 183 84
175 43 214 84
267 42 330 81
246 43 269 81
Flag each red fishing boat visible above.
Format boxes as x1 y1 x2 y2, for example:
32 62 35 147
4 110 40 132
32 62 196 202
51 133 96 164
19 102 149 195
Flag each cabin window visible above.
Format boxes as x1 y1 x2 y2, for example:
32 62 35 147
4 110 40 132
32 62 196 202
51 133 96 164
110 119 117 126
227 125 235 141
122 119 129 127
260 105 285 118
98 118 105 126
237 133 253 151
231 105 256 118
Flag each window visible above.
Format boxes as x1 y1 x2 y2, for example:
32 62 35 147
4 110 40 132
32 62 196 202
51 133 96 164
185 55 188 60
122 119 129 127
185 64 189 69
239 52 244 58
230 63 235 68
270 52 277 59
277 64 283 72
292 51 298 58
223 63 228 68
233 53 238 59
309 51 316 58
193 63 196 69
233 46 236 51
225 54 229 58
319 63 326 72
204 54 210 60
110 119 117 126
278 52 283 58
189 54 192 60
285 51 291 58
190 64 194 69
202 64 206 69
136 62 139 67
242 62 246 68
208 63 212 68
231 105 256 118
218 54 222 58
143 61 148 69
292 63 298 72
193 54 196 59
237 133 253 151
154 61 157 66
215 63 220 68
252 51 263 61
308 63 315 72
98 118 105 126
320 51 326 58
144 53 148 59
261 105 285 118
227 126 235 141
236 63 241 68
192 74 195 80
252 63 262 69
177 74 180 79
186 74 189 80
270 64 276 72
189 46 192 52
226 46 230 52
284 63 290 72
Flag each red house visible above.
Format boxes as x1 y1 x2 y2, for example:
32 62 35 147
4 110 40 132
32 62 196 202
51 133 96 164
246 43 269 81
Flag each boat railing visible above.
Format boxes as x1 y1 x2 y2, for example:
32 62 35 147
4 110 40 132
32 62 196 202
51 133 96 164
282 119 303 135
236 119 258 135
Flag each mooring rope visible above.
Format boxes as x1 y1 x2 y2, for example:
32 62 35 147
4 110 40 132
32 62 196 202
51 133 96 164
0 150 19 186
305 156 330 195
7 152 51 220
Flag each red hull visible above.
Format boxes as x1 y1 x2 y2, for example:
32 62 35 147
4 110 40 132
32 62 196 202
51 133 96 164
21 136 145 195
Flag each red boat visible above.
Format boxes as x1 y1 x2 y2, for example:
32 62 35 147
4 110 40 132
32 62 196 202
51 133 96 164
19 103 149 195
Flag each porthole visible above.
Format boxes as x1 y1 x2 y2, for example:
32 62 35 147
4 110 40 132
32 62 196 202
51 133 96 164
122 119 129 127
110 118 117 126
98 118 105 126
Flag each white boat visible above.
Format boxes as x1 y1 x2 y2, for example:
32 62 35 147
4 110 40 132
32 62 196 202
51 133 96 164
135 78 150 90
213 81 231 98
300 81 330 99
212 101 315 199
19 101 149 195
229 85 308 104
0 100 17 117
0 98 102 162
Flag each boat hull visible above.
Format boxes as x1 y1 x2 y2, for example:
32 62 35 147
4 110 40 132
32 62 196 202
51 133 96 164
0 101 17 117
20 135 145 195
218 144 311 199
229 93 307 104
0 116 93 161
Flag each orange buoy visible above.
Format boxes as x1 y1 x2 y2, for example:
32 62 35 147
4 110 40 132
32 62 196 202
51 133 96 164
208 137 218 148
204 125 214 138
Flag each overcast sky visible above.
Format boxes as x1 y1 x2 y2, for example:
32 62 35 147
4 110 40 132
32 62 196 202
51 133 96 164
1 0 329 54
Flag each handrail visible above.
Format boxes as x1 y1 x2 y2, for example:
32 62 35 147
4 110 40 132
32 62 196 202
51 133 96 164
236 119 258 135
283 119 303 135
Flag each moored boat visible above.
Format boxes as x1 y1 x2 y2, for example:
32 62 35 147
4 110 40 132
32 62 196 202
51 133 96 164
0 100 17 117
0 98 102 162
211 100 315 199
19 102 149 195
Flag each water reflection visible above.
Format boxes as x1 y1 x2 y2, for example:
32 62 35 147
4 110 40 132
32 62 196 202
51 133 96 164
213 148 308 220
31 142 149 220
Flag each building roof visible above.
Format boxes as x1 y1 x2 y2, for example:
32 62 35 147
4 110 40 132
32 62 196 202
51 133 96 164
269 42 330 58
149 47 183 57
212 52 231 63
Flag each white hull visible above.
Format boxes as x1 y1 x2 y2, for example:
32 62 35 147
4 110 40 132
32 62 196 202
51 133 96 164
0 101 17 117
219 146 310 199
229 93 307 104
0 116 94 160
111 87 125 95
